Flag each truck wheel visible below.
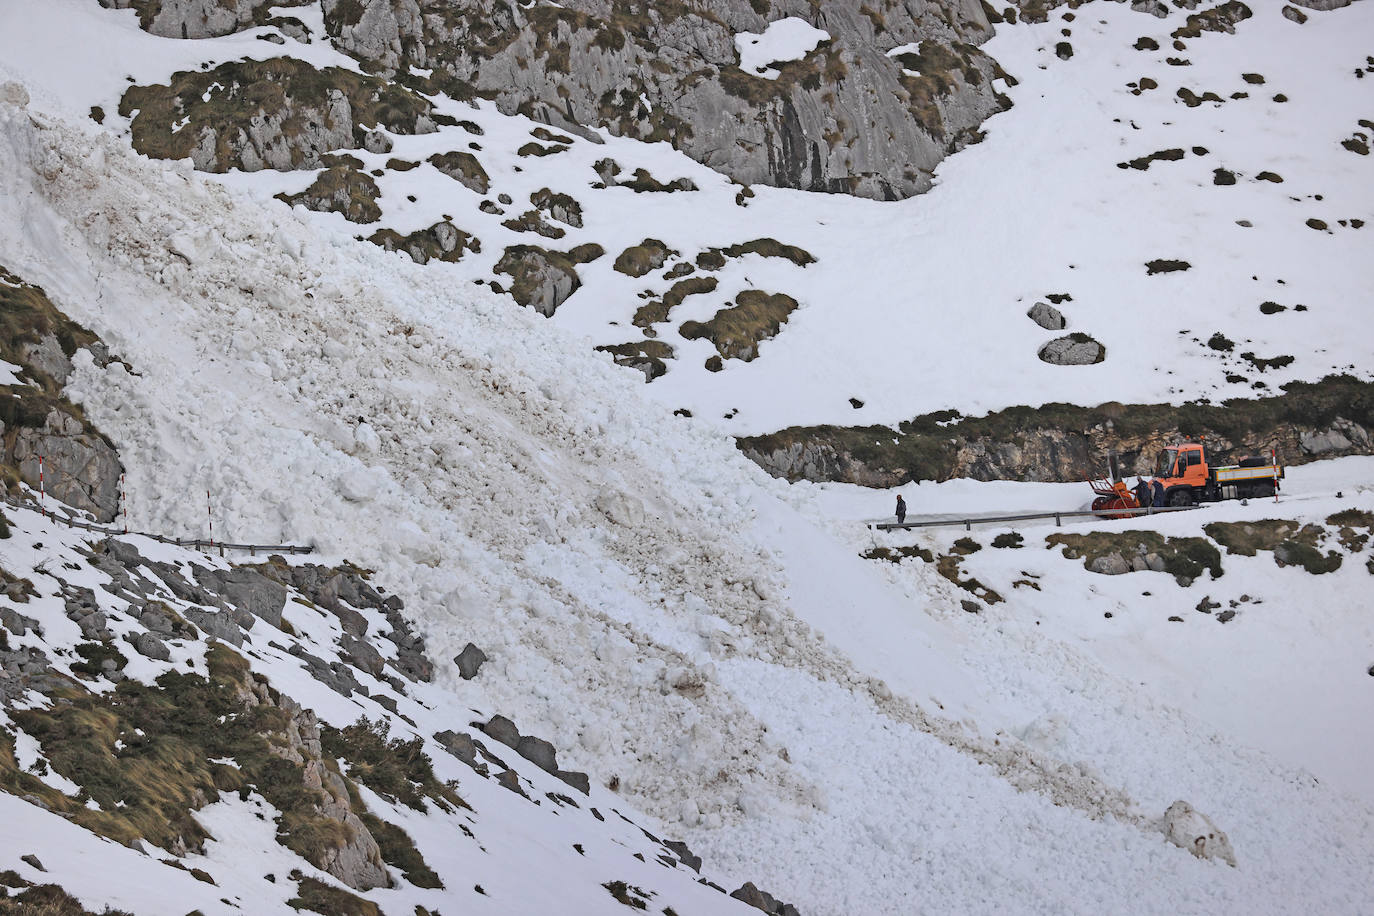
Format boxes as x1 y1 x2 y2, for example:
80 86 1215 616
1167 488 1195 507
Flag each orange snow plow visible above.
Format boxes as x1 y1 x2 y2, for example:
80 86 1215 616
1089 477 1139 519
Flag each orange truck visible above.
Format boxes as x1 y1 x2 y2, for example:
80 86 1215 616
1090 443 1283 514
1148 442 1282 506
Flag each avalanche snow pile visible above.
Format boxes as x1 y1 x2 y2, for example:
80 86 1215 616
0 16 1372 916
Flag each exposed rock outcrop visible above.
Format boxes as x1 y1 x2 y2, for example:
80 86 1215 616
319 0 1011 200
368 220 480 265
493 245 581 315
11 409 122 521
0 266 123 521
98 0 277 39
275 160 382 224
120 57 438 173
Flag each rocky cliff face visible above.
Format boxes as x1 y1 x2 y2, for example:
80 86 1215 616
109 0 1011 200
0 266 123 521
739 377 1374 486
98 0 314 40
319 0 1008 199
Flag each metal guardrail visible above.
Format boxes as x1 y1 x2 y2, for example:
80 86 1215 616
870 504 1199 532
4 496 314 556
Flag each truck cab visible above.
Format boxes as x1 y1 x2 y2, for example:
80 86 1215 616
1155 443 1208 489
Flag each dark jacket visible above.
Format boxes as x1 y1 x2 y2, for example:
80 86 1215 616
1151 480 1166 507
895 496 907 520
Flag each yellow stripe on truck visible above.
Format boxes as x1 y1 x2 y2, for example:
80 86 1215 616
1215 466 1280 482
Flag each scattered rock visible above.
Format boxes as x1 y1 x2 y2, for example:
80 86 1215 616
428 150 490 194
730 881 802 916
493 245 581 316
19 854 44 873
1027 301 1066 330
1038 333 1105 366
454 643 487 680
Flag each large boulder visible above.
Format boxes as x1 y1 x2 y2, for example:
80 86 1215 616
494 246 581 316
1027 301 1066 330
1038 333 1106 366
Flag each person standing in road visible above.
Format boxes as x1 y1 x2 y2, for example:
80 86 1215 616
1134 477 1151 512
895 494 907 525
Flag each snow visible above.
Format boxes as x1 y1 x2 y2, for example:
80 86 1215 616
0 358 26 385
0 1 1370 914
734 18 831 80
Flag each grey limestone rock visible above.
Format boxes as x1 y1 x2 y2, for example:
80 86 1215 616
1027 301 1066 330
271 696 391 889
494 246 581 316
21 334 73 385
480 714 521 750
13 408 122 522
454 642 487 679
98 0 274 39
1038 334 1106 366
340 633 386 678
516 734 559 774
184 606 246 647
434 729 489 776
131 631 172 661
321 0 1008 200
1088 553 1131 576
530 189 584 228
194 566 287 628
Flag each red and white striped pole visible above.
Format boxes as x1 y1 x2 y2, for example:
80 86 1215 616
207 489 213 547
121 474 128 534
1272 448 1280 503
38 454 44 514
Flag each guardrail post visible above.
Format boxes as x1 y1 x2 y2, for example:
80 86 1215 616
1055 513 1062 527
964 520 972 531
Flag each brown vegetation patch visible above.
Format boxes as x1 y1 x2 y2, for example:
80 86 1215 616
368 221 479 265
613 240 674 277
275 165 381 224
595 340 675 381
679 291 798 362
120 58 434 172
427 151 489 194
632 277 717 328
1047 531 1222 585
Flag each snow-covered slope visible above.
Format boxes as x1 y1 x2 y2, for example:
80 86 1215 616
3 0 1368 436
0 1 1371 914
